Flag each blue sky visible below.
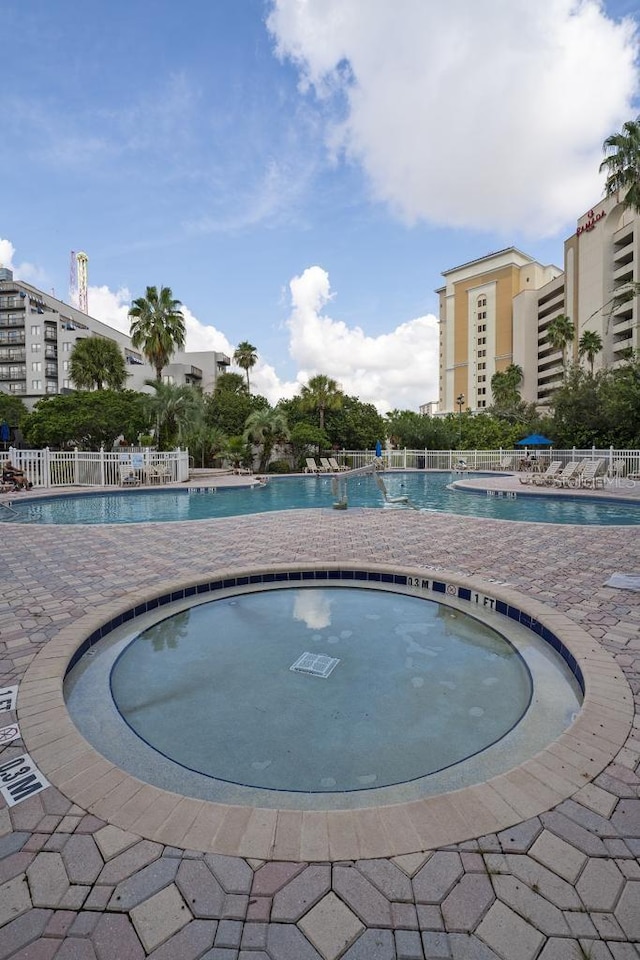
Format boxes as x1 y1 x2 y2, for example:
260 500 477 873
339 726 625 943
1 0 638 412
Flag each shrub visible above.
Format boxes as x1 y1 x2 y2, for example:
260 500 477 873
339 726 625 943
267 459 291 474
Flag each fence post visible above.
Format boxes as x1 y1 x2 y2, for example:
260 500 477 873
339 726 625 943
43 447 51 488
403 448 407 469
74 447 79 485
99 447 105 487
609 445 613 477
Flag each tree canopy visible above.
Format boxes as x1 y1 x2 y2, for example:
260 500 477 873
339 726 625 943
232 341 258 393
129 285 186 381
69 336 128 391
300 374 344 430
23 391 148 450
600 115 640 214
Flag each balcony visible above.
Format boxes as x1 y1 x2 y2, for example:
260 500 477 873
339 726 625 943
44 328 58 341
45 347 57 360
0 332 25 344
7 383 26 394
217 354 231 367
0 349 25 362
45 365 58 379
0 314 25 328
0 367 26 380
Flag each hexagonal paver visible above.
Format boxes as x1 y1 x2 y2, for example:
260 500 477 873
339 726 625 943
412 851 463 904
529 831 587 883
271 864 331 922
130 883 192 952
441 873 494 932
298 892 364 960
0 874 32 927
576 858 625 912
26 852 70 908
476 901 544 960
614 880 640 939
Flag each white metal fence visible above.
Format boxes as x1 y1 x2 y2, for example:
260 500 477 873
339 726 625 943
6 447 190 488
338 447 640 475
5 445 640 488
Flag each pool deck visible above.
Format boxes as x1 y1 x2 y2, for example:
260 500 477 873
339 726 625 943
1 474 639 959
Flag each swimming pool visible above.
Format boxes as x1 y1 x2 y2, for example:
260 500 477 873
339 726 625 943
9 471 640 525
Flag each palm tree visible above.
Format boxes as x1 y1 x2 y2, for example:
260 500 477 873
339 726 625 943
600 116 640 214
144 381 200 449
578 330 604 375
546 314 575 370
300 374 344 431
233 341 258 394
243 408 289 472
490 363 523 409
69 336 127 390
128 286 186 382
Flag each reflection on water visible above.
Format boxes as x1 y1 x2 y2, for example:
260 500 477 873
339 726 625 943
293 590 333 629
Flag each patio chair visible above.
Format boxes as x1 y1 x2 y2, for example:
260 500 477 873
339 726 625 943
305 458 320 474
579 459 606 489
328 457 348 472
531 461 563 486
148 463 171 484
493 455 514 471
609 458 627 479
553 461 584 488
319 458 333 472
119 464 141 486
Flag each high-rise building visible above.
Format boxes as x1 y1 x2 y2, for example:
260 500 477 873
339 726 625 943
0 270 230 407
437 192 639 413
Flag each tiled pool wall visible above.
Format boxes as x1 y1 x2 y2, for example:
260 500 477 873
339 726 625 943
64 566 585 694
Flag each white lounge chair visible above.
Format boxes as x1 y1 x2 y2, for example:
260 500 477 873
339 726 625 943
319 458 333 473
328 457 348 472
531 461 563 486
579 459 606 489
553 461 584 487
305 458 320 474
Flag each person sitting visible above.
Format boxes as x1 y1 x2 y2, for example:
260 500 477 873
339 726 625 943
2 460 32 490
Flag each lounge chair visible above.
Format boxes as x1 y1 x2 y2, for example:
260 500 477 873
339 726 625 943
492 455 514 471
328 457 348 472
305 458 320 474
579 459 606 489
531 460 563 486
553 461 584 488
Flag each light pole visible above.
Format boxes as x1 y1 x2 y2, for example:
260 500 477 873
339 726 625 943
456 393 465 448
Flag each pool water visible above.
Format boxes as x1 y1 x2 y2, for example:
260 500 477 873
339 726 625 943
12 471 640 524
106 587 533 792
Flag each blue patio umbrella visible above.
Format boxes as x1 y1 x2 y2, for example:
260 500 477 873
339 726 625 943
375 440 382 457
516 433 553 446
0 421 9 444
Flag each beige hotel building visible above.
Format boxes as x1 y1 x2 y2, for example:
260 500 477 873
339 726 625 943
436 191 639 413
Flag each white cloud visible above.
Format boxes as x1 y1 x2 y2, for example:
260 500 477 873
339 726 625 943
251 266 439 413
0 237 49 286
267 0 640 235
4 239 435 412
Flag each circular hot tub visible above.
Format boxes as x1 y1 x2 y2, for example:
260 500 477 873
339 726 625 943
63 571 583 810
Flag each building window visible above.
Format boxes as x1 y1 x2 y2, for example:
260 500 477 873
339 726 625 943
63 342 72 352
32 379 42 390
62 360 69 371
31 343 41 353
32 361 42 372
30 325 41 336
63 379 70 388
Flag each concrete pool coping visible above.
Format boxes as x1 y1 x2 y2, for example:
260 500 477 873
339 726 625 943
18 561 634 862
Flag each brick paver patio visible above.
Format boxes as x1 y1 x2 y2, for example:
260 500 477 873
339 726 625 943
1 478 639 959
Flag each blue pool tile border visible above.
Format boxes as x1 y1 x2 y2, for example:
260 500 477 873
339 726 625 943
64 568 585 693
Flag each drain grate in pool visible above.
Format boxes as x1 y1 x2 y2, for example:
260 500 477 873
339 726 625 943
290 652 340 679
